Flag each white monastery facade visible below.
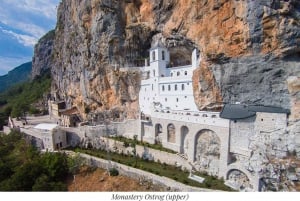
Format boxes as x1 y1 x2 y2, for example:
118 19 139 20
13 43 291 192
136 44 290 191
139 44 199 115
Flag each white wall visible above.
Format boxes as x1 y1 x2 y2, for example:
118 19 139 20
229 117 255 156
41 130 54 151
53 128 67 149
139 69 199 114
254 113 287 133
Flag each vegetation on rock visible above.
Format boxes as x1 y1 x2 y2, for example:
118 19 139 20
0 71 51 129
0 62 32 93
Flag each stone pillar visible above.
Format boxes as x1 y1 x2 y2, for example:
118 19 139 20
218 126 230 179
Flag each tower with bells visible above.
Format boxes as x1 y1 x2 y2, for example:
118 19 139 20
149 41 170 78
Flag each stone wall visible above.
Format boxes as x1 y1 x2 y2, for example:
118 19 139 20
71 152 220 192
143 116 230 180
63 112 299 191
229 117 255 156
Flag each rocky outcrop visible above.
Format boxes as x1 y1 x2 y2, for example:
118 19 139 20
44 0 300 191
31 30 55 79
50 0 300 119
51 0 154 120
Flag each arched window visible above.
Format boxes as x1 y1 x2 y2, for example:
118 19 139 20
177 71 180 76
182 84 185 91
162 50 165 60
176 98 179 102
168 85 171 91
184 71 188 76
162 85 165 91
153 70 155 77
175 84 177 91
152 51 156 61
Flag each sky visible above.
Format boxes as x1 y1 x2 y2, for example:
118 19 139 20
0 0 60 75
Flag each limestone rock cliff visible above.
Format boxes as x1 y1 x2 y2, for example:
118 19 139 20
50 0 300 121
36 0 300 191
32 30 55 78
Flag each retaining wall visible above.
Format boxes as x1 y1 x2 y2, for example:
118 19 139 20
68 151 220 192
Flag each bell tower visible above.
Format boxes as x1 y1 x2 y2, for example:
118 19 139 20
149 41 170 77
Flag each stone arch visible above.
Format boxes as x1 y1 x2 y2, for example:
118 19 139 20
194 129 220 176
226 169 252 191
167 124 176 143
180 126 189 155
155 123 162 144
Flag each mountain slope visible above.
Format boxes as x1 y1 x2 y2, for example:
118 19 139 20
0 61 32 92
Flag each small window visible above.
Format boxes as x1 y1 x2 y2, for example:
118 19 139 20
261 119 264 122
182 84 185 91
162 85 165 91
177 71 180 76
175 84 177 91
162 51 165 60
152 51 156 61
153 70 155 77
171 73 173 77
176 98 179 102
165 98 167 102
184 71 187 75
152 84 154 91
168 85 171 91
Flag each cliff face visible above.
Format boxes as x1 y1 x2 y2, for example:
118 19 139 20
32 30 55 79
50 0 300 121
51 0 152 120
29 0 300 191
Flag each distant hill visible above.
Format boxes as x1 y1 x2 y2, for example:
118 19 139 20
0 61 32 92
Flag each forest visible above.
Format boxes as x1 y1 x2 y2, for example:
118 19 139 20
0 71 51 129
0 131 74 191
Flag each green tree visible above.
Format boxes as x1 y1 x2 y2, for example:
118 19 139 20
0 131 70 191
131 135 138 167
40 152 69 181
67 153 83 175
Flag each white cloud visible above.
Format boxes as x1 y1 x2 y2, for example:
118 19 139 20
0 0 60 73
2 28 37 47
0 0 59 38
13 22 46 39
1 0 59 20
